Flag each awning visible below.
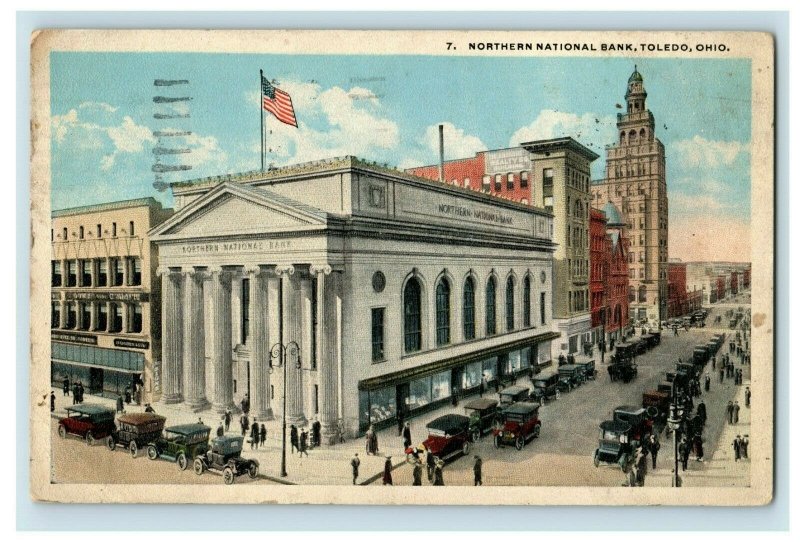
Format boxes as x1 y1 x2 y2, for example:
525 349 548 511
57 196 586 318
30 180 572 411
358 331 560 392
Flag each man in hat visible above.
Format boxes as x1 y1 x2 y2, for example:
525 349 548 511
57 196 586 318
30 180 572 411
382 456 393 485
402 422 412 449
473 455 483 486
116 394 124 414
745 386 751 408
62 376 70 397
350 453 360 485
704 373 711 393
260 423 266 447
50 391 56 412
732 435 742 461
726 401 734 424
733 400 740 424
299 429 309 457
216 422 224 438
426 448 436 482
250 418 259 449
741 435 749 459
648 433 660 469
144 403 155 413
224 408 231 432
412 459 423 486
433 458 445 486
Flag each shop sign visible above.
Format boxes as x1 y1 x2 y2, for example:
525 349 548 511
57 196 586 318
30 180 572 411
51 331 98 345
113 338 150 350
65 291 150 302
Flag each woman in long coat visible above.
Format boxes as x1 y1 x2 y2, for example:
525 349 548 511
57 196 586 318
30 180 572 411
382 457 393 485
433 459 445 486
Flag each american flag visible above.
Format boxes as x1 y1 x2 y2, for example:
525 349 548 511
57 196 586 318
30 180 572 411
261 75 297 128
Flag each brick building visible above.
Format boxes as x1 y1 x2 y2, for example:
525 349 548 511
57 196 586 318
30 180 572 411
667 260 688 318
590 208 608 339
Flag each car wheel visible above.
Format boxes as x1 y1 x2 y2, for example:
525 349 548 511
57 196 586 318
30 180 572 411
194 458 205 475
533 425 541 439
57 425 67 439
223 467 235 485
129 441 138 457
147 445 158 460
593 450 600 468
462 441 470 456
471 429 480 443
248 463 259 479
177 453 188 471
515 436 524 451
106 436 116 451
86 432 95 446
493 436 501 449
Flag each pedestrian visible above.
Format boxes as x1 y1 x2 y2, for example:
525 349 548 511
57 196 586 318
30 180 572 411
412 459 423 486
648 433 660 469
312 418 322 448
479 375 486 397
692 433 704 462
50 391 55 412
224 409 231 432
396 412 404 437
144 403 155 413
433 458 445 486
260 423 266 447
679 437 689 471
216 422 224 437
365 425 374 455
745 386 751 408
337 419 346 443
299 429 309 457
250 419 259 449
77 382 84 403
712 356 716 370
473 455 483 486
350 453 360 485
382 456 393 485
426 448 435 482
124 387 132 404
70 383 77 405
116 394 124 413
733 401 740 424
290 425 299 454
240 414 249 437
62 376 70 396
741 435 749 459
726 401 734 424
732 435 741 461
402 422 412 449
697 400 707 426
719 367 725 384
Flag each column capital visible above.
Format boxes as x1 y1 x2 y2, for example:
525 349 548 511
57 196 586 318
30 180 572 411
243 264 262 277
182 266 206 280
275 264 295 277
156 265 180 277
207 265 232 281
310 264 332 276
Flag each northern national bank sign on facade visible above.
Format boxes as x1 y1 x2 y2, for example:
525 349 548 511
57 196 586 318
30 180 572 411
151 156 556 442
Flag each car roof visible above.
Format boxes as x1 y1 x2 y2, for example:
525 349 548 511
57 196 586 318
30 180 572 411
117 413 166 425
65 404 115 416
165 423 211 435
600 420 632 432
426 414 470 433
212 435 244 446
533 370 559 380
463 398 498 410
503 402 540 415
615 405 646 415
500 385 529 394
559 364 578 370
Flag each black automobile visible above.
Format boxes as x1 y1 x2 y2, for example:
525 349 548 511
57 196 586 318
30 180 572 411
463 398 500 442
498 385 531 410
557 364 583 391
193 435 259 484
608 359 638 383
574 360 597 381
106 412 166 457
593 420 635 472
531 371 560 404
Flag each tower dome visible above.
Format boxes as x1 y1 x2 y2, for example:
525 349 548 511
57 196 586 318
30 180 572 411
628 65 643 83
603 201 624 227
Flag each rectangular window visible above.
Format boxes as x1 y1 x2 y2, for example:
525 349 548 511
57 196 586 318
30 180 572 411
543 196 553 211
130 304 143 333
431 370 451 401
129 221 135 237
97 260 108 287
408 376 432 411
79 302 91 331
540 292 547 325
523 280 531 327
67 261 77 287
113 258 124 286
51 303 60 329
520 171 529 188
96 304 108 331
51 261 62 287
97 224 102 238
241 278 250 344
66 302 77 329
62 227 67 240
494 174 502 191
314 384 319 414
543 168 554 187
482 175 491 192
80 259 92 287
130 258 142 286
112 222 117 237
79 226 84 239
507 173 515 190
110 303 122 333
371 307 385 362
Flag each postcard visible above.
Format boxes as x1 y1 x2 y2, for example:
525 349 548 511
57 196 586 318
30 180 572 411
30 29 773 505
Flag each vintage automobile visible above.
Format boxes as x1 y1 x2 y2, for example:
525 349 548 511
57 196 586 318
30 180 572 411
106 412 167 457
593 420 635 471
641 390 671 423
608 359 638 383
642 331 661 349
613 343 638 363
575 359 597 381
57 404 117 445
693 345 710 365
612 405 653 447
193 435 259 484
492 402 541 451
147 423 211 470
418 414 471 462
498 385 530 409
463 398 500 442
557 364 583 390
530 371 560 404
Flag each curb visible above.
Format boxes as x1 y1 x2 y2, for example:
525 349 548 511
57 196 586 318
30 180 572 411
359 458 407 486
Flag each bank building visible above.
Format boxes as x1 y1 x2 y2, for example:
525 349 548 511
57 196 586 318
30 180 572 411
150 156 557 441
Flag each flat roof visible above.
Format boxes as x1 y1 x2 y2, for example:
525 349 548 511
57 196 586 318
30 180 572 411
520 137 600 161
52 197 166 218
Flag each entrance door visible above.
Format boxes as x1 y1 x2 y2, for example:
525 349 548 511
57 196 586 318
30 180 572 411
396 383 409 421
89 368 104 395
451 367 464 394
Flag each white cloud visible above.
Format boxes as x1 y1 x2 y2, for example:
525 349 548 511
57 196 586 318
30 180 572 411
107 116 155 153
671 135 749 169
78 101 118 113
509 109 616 155
421 122 486 161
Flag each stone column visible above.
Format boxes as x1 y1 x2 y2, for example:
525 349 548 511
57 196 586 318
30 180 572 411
277 265 305 426
209 266 235 414
299 275 313 418
246 265 273 420
121 302 129 334
182 267 209 411
312 265 339 444
106 301 113 332
266 272 281 417
157 266 183 404
59 299 66 329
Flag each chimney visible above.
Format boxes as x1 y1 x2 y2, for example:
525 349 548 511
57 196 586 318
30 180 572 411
438 124 444 183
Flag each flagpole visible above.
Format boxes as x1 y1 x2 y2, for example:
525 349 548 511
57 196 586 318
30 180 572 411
260 69 265 172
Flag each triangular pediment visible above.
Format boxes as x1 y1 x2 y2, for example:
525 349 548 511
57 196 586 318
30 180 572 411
151 181 327 239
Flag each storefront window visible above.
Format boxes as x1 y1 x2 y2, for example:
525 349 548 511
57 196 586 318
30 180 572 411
462 361 482 389
431 371 451 401
367 386 396 425
482 356 498 382
520 347 532 371
508 349 522 373
408 376 432 411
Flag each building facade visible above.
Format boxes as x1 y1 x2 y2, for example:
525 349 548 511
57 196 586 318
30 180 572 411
589 208 608 342
595 202 630 342
591 67 669 324
50 198 173 403
150 157 556 441
667 260 689 318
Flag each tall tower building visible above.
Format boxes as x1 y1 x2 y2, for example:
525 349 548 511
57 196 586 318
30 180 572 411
591 67 669 324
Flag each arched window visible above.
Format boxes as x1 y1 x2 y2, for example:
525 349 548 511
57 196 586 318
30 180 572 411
620 131 626 145
403 277 422 353
629 130 637 142
435 278 451 346
639 128 646 140
486 277 497 336
506 277 515 331
638 285 647 303
523 276 532 327
463 276 475 340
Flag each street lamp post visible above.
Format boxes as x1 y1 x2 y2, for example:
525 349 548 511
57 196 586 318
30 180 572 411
666 389 685 488
270 340 300 478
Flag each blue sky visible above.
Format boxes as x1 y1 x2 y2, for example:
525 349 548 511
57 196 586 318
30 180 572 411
50 53 752 261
